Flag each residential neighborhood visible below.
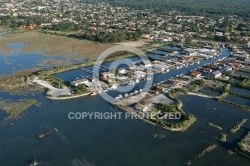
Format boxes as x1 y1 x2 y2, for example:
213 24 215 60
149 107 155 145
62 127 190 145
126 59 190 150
0 0 249 44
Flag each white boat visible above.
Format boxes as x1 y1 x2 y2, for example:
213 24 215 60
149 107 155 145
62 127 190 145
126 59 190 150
30 161 38 166
135 79 140 83
112 85 118 89
115 95 123 100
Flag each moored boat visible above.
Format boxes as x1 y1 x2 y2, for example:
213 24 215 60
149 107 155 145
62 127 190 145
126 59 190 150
90 92 97 96
38 128 58 140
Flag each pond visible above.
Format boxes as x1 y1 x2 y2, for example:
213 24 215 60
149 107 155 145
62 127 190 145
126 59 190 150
230 87 250 96
0 43 83 76
225 95 250 106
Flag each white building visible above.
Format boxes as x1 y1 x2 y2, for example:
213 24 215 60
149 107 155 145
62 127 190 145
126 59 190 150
135 103 148 112
209 70 222 79
153 65 165 72
70 78 89 87
119 68 127 74
133 71 146 78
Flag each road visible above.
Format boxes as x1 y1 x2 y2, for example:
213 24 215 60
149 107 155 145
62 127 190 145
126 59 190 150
33 77 71 97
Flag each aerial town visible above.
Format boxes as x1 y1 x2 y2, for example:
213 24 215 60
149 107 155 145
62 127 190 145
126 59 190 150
1 0 249 44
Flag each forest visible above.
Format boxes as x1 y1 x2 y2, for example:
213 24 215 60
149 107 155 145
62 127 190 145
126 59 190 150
87 0 250 17
69 29 142 43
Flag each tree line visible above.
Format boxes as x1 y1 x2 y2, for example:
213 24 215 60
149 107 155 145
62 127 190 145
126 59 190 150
69 29 142 43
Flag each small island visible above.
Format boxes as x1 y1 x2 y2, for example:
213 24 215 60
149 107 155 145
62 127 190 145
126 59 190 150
0 98 39 119
230 119 248 133
208 122 223 131
237 132 250 159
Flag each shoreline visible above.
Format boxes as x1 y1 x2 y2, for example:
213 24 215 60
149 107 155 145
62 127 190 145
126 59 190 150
47 93 91 100
116 104 196 132
187 92 213 98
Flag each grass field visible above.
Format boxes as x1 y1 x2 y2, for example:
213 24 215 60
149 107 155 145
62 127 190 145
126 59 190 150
0 30 113 59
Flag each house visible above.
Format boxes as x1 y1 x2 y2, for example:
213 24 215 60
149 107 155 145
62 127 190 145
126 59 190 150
144 61 152 68
185 48 197 56
119 68 127 74
209 70 222 78
108 73 115 78
224 66 233 71
233 54 249 61
133 71 146 78
172 80 181 86
233 62 241 68
156 85 166 92
204 68 212 73
183 56 193 63
218 62 226 67
153 65 165 72
135 103 148 112
61 85 68 89
190 71 202 78
215 32 223 36
222 66 233 74
70 78 89 87
102 77 111 83
150 90 159 95
102 72 109 78
142 34 151 39
235 59 250 66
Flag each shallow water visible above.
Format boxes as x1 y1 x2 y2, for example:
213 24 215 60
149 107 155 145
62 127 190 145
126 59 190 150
0 46 249 165
230 87 250 96
0 43 82 76
0 93 250 166
225 95 250 106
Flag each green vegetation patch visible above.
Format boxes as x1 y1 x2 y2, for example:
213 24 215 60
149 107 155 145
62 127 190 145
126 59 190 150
237 132 250 157
197 144 218 159
230 119 248 134
0 71 42 95
0 99 39 119
208 122 223 131
220 133 227 142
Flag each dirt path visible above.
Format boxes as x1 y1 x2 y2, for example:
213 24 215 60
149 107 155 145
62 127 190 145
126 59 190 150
33 77 71 97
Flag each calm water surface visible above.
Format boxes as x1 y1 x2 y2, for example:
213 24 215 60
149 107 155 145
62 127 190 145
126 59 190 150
0 43 83 76
0 46 250 166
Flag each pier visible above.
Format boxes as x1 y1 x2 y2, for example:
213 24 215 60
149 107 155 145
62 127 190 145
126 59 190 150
133 60 144 65
81 68 93 74
99 66 110 71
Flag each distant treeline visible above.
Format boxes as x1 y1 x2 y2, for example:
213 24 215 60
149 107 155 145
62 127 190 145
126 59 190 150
86 0 250 17
69 30 142 43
